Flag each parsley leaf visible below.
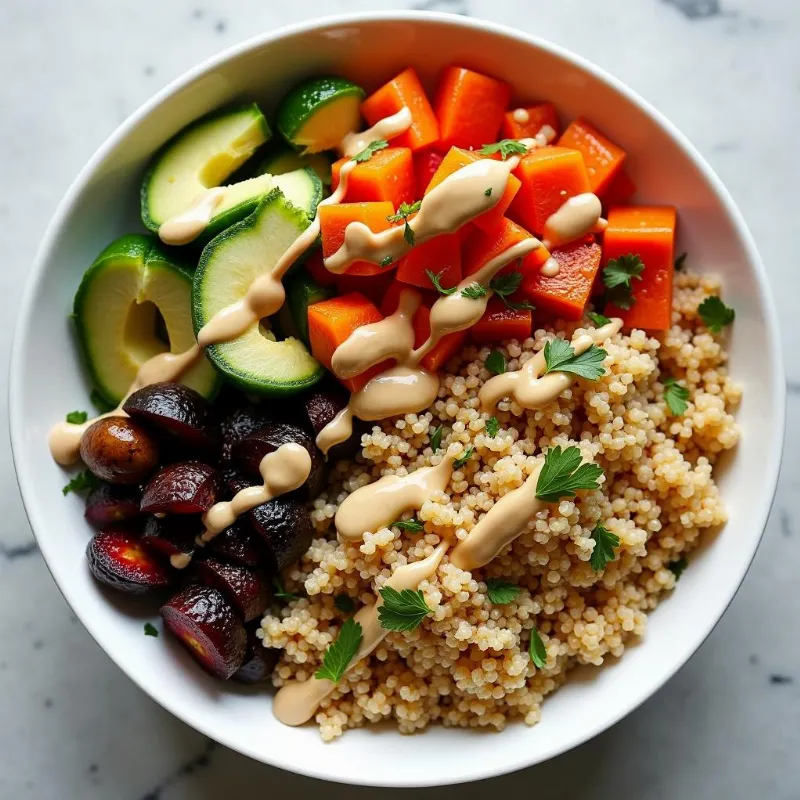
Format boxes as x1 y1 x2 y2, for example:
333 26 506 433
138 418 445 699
62 470 99 497
663 376 689 416
479 139 529 160
387 200 421 247
315 618 363 683
334 594 355 613
378 586 432 632
590 524 620 571
144 622 159 637
499 297 536 312
391 518 424 533
667 557 688 580
698 295 735 333
66 410 88 424
536 445 604 503
430 424 444 452
90 389 115 413
485 416 500 437
426 269 457 295
588 311 612 327
352 139 389 163
543 339 607 381
461 282 487 300
453 446 474 470
485 187 493 197
603 254 645 310
272 576 301 602
489 271 523 297
529 628 547 668
675 252 688 272
485 578 521 604
380 255 394 268
485 350 506 375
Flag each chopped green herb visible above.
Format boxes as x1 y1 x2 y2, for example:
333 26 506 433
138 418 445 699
536 445 604 503
315 618 363 683
62 470 99 497
426 269 457 295
663 376 690 416
378 587 432 632
485 578 521 604
430 424 444 452
380 255 394 268
489 271 523 297
403 222 415 246
391 518 425 533
387 200 421 247
90 389 115 413
588 311 612 327
675 252 688 272
484 187 493 197
603 254 645 310
461 282 487 300
529 628 547 668
352 139 389 163
479 139 529 160
698 295 735 333
485 349 506 375
453 446 475 470
144 622 159 637
334 594 355 613
667 557 688 580
66 410 88 424
272 576 301 602
485 416 500 437
543 339 607 381
589 524 620 571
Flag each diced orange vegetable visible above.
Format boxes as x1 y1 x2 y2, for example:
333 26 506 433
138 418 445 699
380 280 436 316
331 148 416 209
334 269 396 306
412 305 469 372
509 147 592 235
361 67 440 152
434 66 511 151
501 103 560 140
462 217 551 280
471 297 532 343
414 150 444 193
303 249 337 287
307 293 389 393
396 233 461 290
520 241 603 320
558 118 626 196
319 201 395 276
426 147 521 233
603 206 677 331
601 170 637 208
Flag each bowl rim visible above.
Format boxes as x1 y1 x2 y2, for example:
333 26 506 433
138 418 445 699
9 9 786 787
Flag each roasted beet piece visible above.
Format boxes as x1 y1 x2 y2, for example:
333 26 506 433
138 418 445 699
141 515 199 569
160 584 246 679
232 622 279 685
194 558 270 622
304 382 367 462
219 404 276 467
233 423 324 498
123 382 219 452
206 520 264 568
84 483 142 529
80 417 160 485
87 528 172 593
249 495 313 571
140 461 221 515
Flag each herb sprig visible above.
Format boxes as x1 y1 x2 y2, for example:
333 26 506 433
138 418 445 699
378 587 432 632
334 594 356 613
485 578 521 604
460 282 487 300
489 271 535 311
352 139 389 163
391 519 425 533
588 311 612 327
144 623 159 637
485 350 506 375
66 410 88 424
387 200 421 246
272 576 301 602
426 269 457 295
603 254 645 310
536 446 604 503
698 296 735 333
479 140 529 160
485 416 500 437
62 470 99 497
453 446 474 470
543 339 607 381
529 629 547 668
590 524 620 571
430 424 444 452
315 618 363 683
663 376 690 416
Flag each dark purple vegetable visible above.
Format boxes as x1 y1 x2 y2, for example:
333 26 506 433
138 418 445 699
141 515 198 566
304 382 366 461
248 495 313 572
84 483 142 529
206 520 265 568
232 622 279 684
86 527 172 593
219 404 276 467
140 460 221 514
194 558 271 622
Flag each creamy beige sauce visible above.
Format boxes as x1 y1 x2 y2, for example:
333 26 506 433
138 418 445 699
540 256 560 278
340 107 413 157
335 452 456 542
542 192 604 251
450 462 544 571
158 187 226 246
199 443 311 543
315 406 354 456
479 318 623 412
512 107 530 124
272 541 448 726
350 365 440 420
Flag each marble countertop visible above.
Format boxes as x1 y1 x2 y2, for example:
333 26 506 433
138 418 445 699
1 0 797 797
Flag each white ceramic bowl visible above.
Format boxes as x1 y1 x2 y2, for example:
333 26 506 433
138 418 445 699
10 11 785 788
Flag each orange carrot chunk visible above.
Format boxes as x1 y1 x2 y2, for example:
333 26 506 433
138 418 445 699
361 67 440 152
330 148 416 210
603 206 677 331
414 150 444 193
426 147 521 233
434 66 512 151
307 293 389 393
471 297 532 343
462 217 551 280
319 201 395 276
601 170 637 209
501 103 560 140
509 147 592 235
558 118 626 196
412 305 469 372
396 233 462 290
520 241 603 320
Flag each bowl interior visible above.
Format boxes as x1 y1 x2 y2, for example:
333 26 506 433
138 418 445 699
10 13 784 788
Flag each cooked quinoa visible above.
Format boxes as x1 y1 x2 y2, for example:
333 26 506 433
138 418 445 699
258 272 740 741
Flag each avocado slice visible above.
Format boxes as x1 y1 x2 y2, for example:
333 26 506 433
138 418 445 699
73 235 219 405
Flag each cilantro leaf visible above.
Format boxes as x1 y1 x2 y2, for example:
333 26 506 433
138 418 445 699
352 139 389 163
663 376 689 416
66 410 88 424
90 389 115 413
62 470 99 497
667 557 688 580
542 339 607 381
272 576 301 602
430 424 444 452
334 594 355 613
536 445 604 503
380 255 394 268
485 350 506 375
479 139 529 160
698 295 735 333
426 269 457 295
391 518 424 533
603 254 645 310
485 578 521 604
529 628 547 668
489 271 523 297
378 586 432 632
453 446 474 469
675 252 688 272
484 187 493 197
144 622 159 637
461 282 487 300
588 311 611 327
315 618 363 683
589 524 620 571
485 416 500 437
387 200 421 247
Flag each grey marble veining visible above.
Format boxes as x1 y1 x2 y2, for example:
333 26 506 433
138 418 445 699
1 0 797 798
